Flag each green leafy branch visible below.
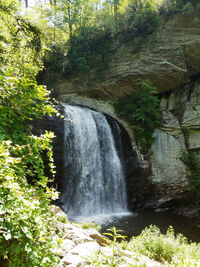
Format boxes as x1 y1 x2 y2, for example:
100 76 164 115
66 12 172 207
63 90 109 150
114 79 161 152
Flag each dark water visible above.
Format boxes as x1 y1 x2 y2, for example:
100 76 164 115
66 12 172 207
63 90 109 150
101 210 200 243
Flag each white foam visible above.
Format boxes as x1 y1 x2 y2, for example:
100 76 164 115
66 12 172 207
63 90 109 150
72 211 134 225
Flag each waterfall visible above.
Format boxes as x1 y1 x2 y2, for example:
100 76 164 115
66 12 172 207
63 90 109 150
61 104 128 222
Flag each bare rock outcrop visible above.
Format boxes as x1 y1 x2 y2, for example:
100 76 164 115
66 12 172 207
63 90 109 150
151 81 200 194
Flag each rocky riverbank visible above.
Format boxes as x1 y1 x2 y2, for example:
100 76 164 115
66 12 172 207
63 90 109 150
53 206 162 267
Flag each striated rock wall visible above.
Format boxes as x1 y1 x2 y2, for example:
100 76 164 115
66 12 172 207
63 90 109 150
151 81 200 194
151 129 188 194
55 3 200 99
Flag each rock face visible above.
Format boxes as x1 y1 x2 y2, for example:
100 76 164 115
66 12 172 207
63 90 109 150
41 4 200 201
151 81 200 194
55 3 200 98
58 94 136 145
151 129 188 194
53 80 200 200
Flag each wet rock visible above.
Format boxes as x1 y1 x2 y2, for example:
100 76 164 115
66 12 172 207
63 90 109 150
90 233 110 246
175 207 200 218
157 195 182 208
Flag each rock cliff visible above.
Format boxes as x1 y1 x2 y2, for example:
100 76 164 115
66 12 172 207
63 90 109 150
56 3 200 99
51 4 200 202
151 81 200 194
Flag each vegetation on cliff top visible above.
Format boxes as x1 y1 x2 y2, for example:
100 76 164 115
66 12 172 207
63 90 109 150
23 0 198 81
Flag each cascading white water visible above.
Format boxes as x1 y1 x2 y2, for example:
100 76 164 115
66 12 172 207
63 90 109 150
61 104 129 222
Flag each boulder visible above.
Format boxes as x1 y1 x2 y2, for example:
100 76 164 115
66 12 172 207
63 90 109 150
71 242 100 258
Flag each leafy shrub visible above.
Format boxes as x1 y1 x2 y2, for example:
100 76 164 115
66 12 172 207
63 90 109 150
180 150 198 169
180 151 200 197
0 67 55 141
158 0 197 15
0 140 60 267
65 26 113 77
44 45 64 72
171 0 198 9
127 225 200 265
131 6 160 37
87 225 200 266
114 79 161 152
128 226 181 262
0 1 61 265
87 226 126 266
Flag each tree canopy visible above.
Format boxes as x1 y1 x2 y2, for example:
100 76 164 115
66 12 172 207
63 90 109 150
23 0 196 78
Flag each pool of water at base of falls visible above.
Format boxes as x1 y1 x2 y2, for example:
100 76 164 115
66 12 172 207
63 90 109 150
99 209 200 243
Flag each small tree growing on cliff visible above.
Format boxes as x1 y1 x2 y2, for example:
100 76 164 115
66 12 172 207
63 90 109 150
114 79 161 152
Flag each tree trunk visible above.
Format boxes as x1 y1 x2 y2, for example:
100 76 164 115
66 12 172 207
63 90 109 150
67 4 73 42
113 0 119 32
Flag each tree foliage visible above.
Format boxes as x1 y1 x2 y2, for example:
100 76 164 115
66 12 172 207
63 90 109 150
36 0 197 78
180 151 200 199
39 0 162 77
114 79 161 152
0 0 61 265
